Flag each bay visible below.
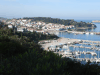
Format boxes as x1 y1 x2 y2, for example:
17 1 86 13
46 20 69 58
54 20 100 60
56 20 100 41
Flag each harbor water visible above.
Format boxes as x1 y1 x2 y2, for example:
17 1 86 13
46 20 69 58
54 20 100 62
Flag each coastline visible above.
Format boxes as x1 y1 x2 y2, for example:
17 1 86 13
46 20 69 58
40 37 79 50
40 37 100 51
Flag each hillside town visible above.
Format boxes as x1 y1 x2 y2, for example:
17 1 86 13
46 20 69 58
1 19 75 34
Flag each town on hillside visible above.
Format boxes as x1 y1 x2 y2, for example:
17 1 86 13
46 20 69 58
0 18 75 35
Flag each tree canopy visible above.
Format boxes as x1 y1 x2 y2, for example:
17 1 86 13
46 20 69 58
23 17 96 28
0 22 99 75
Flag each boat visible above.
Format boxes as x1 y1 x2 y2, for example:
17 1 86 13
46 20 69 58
64 45 73 55
86 51 91 54
62 45 68 49
90 26 94 35
80 45 84 48
74 51 81 56
91 52 97 56
90 32 94 35
86 28 89 35
60 49 64 52
56 47 61 50
86 32 89 35
96 59 100 63
64 51 73 55
96 32 100 35
74 33 78 35
96 50 100 63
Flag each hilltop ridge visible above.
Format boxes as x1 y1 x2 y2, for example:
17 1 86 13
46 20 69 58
23 17 96 29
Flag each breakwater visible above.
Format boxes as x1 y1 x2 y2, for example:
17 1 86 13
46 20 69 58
67 30 100 35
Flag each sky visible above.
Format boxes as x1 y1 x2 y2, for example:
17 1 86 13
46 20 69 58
0 0 100 20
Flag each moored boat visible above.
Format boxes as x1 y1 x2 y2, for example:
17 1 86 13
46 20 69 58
96 32 100 35
86 32 89 35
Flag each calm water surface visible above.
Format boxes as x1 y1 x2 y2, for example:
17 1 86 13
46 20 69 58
56 20 100 41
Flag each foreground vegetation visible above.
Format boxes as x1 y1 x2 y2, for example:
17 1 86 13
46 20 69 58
0 22 100 75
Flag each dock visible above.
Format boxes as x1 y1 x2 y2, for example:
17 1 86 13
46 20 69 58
69 45 100 51
67 30 100 35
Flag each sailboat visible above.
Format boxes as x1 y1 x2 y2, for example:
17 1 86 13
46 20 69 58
90 25 94 35
91 52 97 56
62 45 68 49
86 32 89 35
86 28 89 35
95 51 100 63
91 41 97 56
64 45 73 55
95 42 100 63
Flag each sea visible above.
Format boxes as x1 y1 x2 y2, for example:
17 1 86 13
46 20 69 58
54 20 100 64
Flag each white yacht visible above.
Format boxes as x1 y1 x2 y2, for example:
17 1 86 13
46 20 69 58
74 51 81 56
64 45 73 55
64 51 73 55
86 32 89 35
96 50 100 63
90 25 94 35
86 51 91 54
90 32 94 35
86 28 89 35
96 59 100 63
91 52 97 56
62 45 68 49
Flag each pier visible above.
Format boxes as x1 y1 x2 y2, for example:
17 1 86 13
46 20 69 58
67 30 100 35
83 40 100 44
79 43 100 47
69 45 100 50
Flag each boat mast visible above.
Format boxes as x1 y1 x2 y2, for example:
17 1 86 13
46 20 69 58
98 50 99 59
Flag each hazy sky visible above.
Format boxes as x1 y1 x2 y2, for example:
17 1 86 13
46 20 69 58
0 0 100 20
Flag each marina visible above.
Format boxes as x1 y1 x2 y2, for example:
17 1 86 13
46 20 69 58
40 22 100 64
40 38 100 64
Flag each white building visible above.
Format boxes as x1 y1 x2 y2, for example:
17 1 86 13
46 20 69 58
27 28 34 32
22 19 27 22
25 24 32 27
20 26 27 29
36 30 44 33
17 28 24 32
8 24 13 29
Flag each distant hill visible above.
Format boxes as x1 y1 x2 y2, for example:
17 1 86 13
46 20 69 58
0 17 7 20
23 17 96 28
23 17 74 25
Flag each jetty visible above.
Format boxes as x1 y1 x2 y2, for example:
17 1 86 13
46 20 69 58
83 40 100 44
69 45 100 51
79 43 100 46
67 30 100 35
